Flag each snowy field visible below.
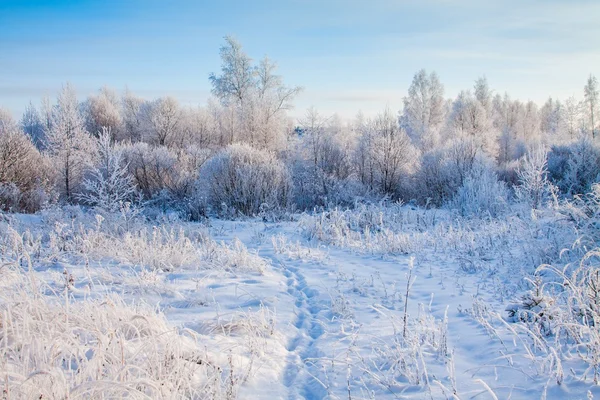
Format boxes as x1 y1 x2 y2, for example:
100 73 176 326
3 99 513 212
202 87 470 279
2 203 599 400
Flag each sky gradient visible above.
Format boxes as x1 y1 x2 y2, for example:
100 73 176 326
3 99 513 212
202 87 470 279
1 0 599 120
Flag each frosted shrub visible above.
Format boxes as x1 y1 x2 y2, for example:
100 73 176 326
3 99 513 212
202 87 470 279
414 137 479 206
0 182 21 211
0 122 54 212
199 143 292 216
516 146 557 210
290 158 369 210
123 142 179 200
452 159 509 217
78 128 138 213
505 277 559 336
547 137 600 196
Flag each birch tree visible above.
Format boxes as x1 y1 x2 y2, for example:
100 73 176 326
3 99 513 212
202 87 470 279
400 69 446 151
584 74 599 139
46 83 95 202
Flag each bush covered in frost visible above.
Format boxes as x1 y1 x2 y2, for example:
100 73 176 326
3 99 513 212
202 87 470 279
198 143 292 216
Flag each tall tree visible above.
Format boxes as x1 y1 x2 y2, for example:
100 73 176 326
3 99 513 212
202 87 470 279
85 86 123 141
20 102 45 149
122 88 146 142
209 36 255 107
254 56 301 148
147 96 181 146
564 96 582 139
540 97 564 138
449 90 495 155
400 69 446 151
474 76 492 115
209 36 300 149
584 74 599 139
46 83 95 202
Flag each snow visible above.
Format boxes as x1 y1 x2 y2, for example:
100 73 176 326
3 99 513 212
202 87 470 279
1 207 600 399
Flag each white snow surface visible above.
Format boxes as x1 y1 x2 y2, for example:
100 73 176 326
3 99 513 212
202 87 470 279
1 206 599 399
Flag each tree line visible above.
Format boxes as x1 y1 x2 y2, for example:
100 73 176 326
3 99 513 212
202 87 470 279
1 36 599 217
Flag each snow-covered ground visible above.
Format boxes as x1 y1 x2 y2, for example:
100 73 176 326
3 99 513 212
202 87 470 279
1 205 599 399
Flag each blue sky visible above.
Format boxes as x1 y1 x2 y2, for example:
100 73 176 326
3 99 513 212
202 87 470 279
1 0 599 120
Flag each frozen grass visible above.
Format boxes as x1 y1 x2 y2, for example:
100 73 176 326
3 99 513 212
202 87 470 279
0 256 244 399
2 197 600 398
0 210 267 275
0 212 274 399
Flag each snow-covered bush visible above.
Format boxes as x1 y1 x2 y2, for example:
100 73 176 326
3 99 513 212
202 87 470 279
78 128 138 213
198 143 292 216
413 137 480 206
0 113 55 212
123 142 176 198
0 182 21 211
290 158 368 210
452 158 509 217
289 111 365 209
515 146 557 209
547 137 600 196
122 143 200 208
355 109 416 199
505 277 559 336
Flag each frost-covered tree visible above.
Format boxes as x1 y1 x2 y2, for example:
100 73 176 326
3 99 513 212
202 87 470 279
449 90 495 154
521 101 541 142
584 74 599 139
46 83 95 202
40 95 54 135
292 110 358 208
209 36 300 149
540 97 564 139
371 109 414 195
146 96 181 146
253 56 302 148
20 101 45 149
179 106 215 149
122 88 146 142
400 69 446 151
357 109 414 197
497 128 515 165
85 87 123 141
564 96 583 140
474 76 493 116
210 36 255 107
299 107 329 168
78 128 136 212
0 109 54 211
355 112 376 189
